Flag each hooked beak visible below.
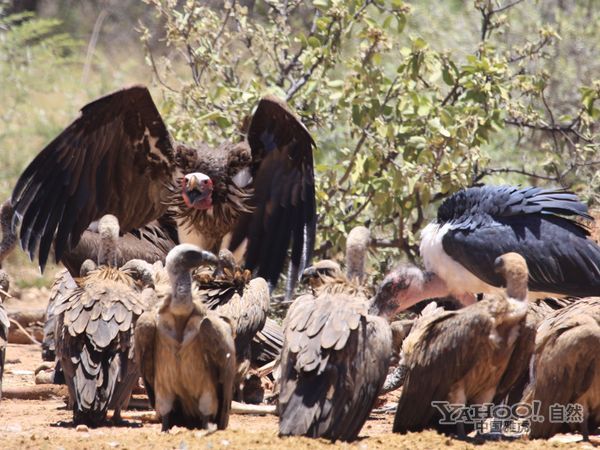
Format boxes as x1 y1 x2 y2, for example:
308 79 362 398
301 266 317 284
182 173 213 210
0 288 11 299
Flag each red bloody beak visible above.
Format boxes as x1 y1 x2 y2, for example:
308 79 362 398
182 173 213 210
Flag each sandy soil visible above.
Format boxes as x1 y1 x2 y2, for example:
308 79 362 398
1 343 597 450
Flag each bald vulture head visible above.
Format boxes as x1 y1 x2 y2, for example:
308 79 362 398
301 260 344 292
120 259 156 288
79 259 97 277
97 214 119 267
345 226 371 283
165 244 218 314
369 264 437 318
494 252 529 301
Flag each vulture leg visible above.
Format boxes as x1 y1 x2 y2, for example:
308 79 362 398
581 408 589 442
456 422 467 441
161 412 172 433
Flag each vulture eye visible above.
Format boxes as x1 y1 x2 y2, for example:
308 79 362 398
232 168 252 188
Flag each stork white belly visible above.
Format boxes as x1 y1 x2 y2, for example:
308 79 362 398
420 222 503 297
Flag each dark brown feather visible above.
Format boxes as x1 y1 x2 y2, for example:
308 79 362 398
278 263 392 441
12 86 176 270
526 297 600 439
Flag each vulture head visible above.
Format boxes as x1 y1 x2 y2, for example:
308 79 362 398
301 260 344 292
170 141 254 232
165 244 219 316
494 252 529 301
121 259 156 289
80 259 98 277
182 172 213 210
166 244 219 277
369 265 433 318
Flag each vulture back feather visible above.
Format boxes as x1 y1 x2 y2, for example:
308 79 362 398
54 215 152 425
525 297 600 440
279 253 392 441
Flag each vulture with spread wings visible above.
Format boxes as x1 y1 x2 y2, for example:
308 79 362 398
10 86 316 293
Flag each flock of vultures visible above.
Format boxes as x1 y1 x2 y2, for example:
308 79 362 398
0 86 599 443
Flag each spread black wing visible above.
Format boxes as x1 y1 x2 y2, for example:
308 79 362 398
230 96 316 295
11 86 177 270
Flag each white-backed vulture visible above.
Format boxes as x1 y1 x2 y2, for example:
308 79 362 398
278 256 392 441
385 253 529 438
524 297 600 440
134 244 236 431
8 87 316 297
0 269 9 400
54 215 153 426
194 249 270 402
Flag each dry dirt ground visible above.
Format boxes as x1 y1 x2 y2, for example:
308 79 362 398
1 289 598 450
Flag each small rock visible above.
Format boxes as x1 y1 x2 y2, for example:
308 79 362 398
220 440 230 447
8 369 34 375
35 370 55 385
75 424 89 432
107 442 120 448
4 424 22 433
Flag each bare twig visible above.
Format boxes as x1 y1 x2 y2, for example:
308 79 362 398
82 9 108 84
9 318 41 345
146 45 178 93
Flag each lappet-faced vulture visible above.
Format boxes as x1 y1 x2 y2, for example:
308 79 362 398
134 244 236 431
53 215 154 425
278 227 391 441
385 253 529 438
8 86 316 295
0 270 9 401
524 296 600 440
371 185 600 313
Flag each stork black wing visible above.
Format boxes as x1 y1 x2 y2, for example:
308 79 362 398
437 185 592 228
229 96 316 295
11 86 176 270
442 215 600 297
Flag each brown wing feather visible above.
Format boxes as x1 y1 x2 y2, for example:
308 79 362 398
197 314 236 430
230 96 316 294
55 270 147 424
134 308 158 408
11 86 177 270
214 277 269 357
393 297 526 433
528 298 600 439
279 293 389 441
